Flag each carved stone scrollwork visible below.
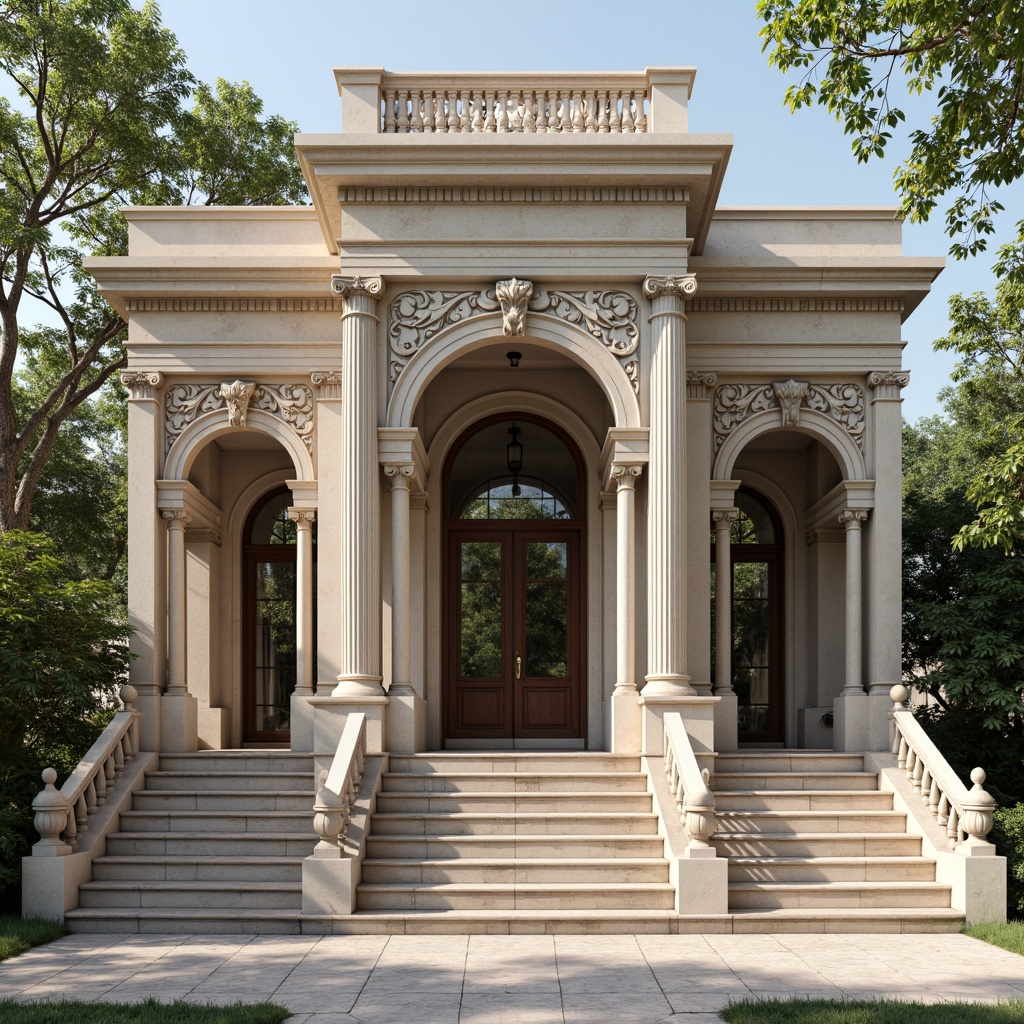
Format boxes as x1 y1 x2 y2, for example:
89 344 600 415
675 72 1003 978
642 274 698 300
530 289 639 356
219 380 255 428
495 278 533 336
330 275 384 300
713 381 865 452
164 382 315 453
839 509 870 527
623 359 639 394
120 371 163 400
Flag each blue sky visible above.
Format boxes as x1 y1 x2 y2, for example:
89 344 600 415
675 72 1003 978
155 0 1021 422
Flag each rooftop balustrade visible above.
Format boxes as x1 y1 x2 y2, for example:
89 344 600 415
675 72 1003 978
335 68 695 135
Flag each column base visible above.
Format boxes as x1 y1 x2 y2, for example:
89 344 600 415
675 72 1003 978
713 691 738 752
639 694 719 761
310 694 389 755
160 692 198 753
290 693 315 753
642 675 697 698
833 691 868 751
610 689 642 753
333 675 386 698
387 689 426 754
197 707 227 750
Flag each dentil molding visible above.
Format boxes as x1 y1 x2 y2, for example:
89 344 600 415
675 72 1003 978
387 280 641 392
713 379 865 452
164 381 314 453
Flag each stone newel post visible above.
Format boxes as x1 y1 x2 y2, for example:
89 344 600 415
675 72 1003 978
331 275 385 696
642 274 697 696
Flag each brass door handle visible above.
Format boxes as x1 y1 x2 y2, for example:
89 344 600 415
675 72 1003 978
516 655 522 680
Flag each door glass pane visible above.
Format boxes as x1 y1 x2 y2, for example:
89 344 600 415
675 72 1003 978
253 561 296 732
460 542 502 678
525 542 568 678
732 561 771 732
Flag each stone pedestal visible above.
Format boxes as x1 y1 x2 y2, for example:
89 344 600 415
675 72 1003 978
833 690 868 752
387 691 426 755
311 695 388 756
640 694 718 758
160 692 199 753
713 692 738 753
290 693 315 753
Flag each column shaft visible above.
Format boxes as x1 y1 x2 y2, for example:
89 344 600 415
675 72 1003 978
289 509 316 695
841 510 868 695
162 510 191 693
713 510 738 695
613 466 641 693
387 467 414 694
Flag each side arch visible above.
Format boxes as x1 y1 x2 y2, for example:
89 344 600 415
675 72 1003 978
164 409 315 482
386 317 641 430
713 408 866 482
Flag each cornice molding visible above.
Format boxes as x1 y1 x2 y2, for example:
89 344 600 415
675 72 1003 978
687 298 905 313
125 298 345 313
339 186 688 205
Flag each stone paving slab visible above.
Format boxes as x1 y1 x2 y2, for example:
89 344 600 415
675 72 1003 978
0 932 1021 1021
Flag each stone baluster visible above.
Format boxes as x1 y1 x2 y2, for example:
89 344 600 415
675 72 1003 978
288 508 317 696
383 90 396 132
622 91 636 132
585 90 597 132
839 509 869 696
559 90 572 132
609 91 621 133
635 91 648 132
642 276 697 697
713 509 739 696
522 91 536 132
312 770 347 855
598 90 610 132
495 90 508 132
446 90 460 133
331 275 385 696
409 91 423 132
32 769 70 856
396 91 410 132
161 509 192 695
458 90 470 132
484 90 497 132
422 91 435 132
471 92 483 132
571 92 585 132
536 90 549 132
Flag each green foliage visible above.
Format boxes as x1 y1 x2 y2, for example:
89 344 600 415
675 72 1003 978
0 915 68 961
0 999 291 1024
990 806 1024 919
757 0 1024 260
0 532 129 911
722 996 1024 1023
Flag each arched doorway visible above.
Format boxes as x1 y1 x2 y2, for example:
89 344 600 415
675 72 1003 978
443 415 586 744
712 488 785 743
242 487 316 744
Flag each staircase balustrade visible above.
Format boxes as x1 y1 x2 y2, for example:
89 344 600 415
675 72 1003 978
663 712 716 850
312 712 366 855
31 684 140 855
889 685 996 851
380 75 649 135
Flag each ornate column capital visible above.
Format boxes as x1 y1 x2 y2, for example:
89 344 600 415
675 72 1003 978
331 275 384 300
643 274 697 301
287 508 317 528
311 370 343 400
713 508 739 528
611 463 643 489
383 462 415 488
868 369 911 400
686 371 718 399
839 509 870 528
120 370 164 400
160 509 192 529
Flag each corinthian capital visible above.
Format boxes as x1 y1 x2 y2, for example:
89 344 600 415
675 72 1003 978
643 274 697 300
331 275 384 299
120 370 163 400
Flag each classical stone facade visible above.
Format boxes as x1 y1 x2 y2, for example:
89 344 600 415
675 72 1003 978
31 68 1001 934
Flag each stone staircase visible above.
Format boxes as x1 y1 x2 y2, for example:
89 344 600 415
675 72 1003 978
712 751 963 931
66 750 316 933
356 752 674 920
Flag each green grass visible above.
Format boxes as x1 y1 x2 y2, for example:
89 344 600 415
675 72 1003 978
721 997 1024 1023
965 919 1024 957
0 916 69 962
0 999 291 1024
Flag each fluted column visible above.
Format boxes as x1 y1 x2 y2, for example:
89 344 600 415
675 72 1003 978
713 509 739 696
642 274 697 696
612 464 642 694
840 509 869 696
161 509 192 694
385 464 414 695
288 509 316 695
332 274 384 695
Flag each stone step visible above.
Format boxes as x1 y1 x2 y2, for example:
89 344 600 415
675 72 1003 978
63 906 966 937
369 812 659 836
714 810 908 834
387 754 642 775
382 771 649 794
157 752 315 773
713 790 893 812
79 880 302 911
144 771 314 792
132 791 312 812
727 856 936 883
712 832 922 858
374 792 653 814
728 881 952 911
360 857 669 885
356 882 676 912
713 772 880 792
117 810 311 833
715 753 865 773
365 833 667 860
91 856 302 882
106 831 316 857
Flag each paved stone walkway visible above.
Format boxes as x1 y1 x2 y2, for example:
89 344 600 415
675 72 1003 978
0 932 1022 1022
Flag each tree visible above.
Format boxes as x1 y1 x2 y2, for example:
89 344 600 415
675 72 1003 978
757 1 1024 262
0 0 307 535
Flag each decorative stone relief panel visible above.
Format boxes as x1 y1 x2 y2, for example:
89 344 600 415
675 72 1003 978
387 282 641 392
164 382 314 453
713 380 865 452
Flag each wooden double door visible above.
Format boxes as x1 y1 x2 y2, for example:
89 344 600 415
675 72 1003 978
445 525 584 742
